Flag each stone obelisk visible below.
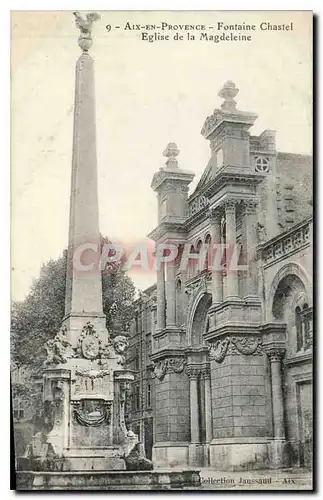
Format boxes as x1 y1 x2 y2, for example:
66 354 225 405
21 13 136 471
63 11 106 347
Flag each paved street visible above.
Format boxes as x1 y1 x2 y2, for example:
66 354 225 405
199 467 313 491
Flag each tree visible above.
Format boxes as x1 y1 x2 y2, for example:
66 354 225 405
11 237 137 371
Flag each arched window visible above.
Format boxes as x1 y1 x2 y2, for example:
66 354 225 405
295 306 303 351
196 240 203 274
204 234 212 271
188 244 195 278
302 303 311 348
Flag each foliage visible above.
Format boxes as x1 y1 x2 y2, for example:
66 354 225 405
11 237 137 372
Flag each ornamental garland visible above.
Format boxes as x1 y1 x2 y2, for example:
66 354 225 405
209 336 263 363
153 357 186 380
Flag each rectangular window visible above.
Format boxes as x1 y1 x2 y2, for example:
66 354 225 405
134 384 140 410
134 347 140 371
13 397 25 420
147 384 151 408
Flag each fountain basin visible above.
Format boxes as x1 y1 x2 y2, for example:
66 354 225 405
16 469 201 491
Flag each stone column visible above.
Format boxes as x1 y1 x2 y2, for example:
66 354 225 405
267 348 286 439
156 264 166 332
225 200 239 298
166 261 176 327
201 367 212 443
244 200 258 298
187 367 200 444
210 209 223 303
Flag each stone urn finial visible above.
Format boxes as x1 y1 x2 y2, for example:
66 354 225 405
218 80 239 112
73 11 101 52
163 142 180 168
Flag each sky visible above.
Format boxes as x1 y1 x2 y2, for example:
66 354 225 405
11 10 312 301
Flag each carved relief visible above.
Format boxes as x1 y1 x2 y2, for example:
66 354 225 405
262 221 310 264
209 338 230 363
77 322 100 360
72 369 112 399
99 340 114 361
168 357 186 374
72 399 112 427
209 336 263 363
153 360 168 380
44 325 74 366
188 194 209 217
113 335 129 366
231 336 262 356
153 356 186 380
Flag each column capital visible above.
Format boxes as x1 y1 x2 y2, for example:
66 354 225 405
200 366 210 380
224 199 236 214
186 366 200 380
244 199 258 214
265 346 286 362
209 208 222 223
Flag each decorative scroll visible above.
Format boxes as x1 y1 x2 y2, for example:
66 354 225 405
72 400 111 427
201 113 219 138
209 336 263 363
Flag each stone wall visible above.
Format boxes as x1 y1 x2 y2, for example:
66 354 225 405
154 371 190 444
210 353 270 440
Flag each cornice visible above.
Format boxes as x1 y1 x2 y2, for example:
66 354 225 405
150 347 186 362
204 323 261 343
284 352 312 366
201 108 258 140
151 167 195 192
147 220 188 242
203 165 264 199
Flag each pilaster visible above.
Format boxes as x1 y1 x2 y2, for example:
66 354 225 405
209 208 223 303
224 200 239 298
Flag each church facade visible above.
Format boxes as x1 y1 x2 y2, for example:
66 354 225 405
126 81 313 471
